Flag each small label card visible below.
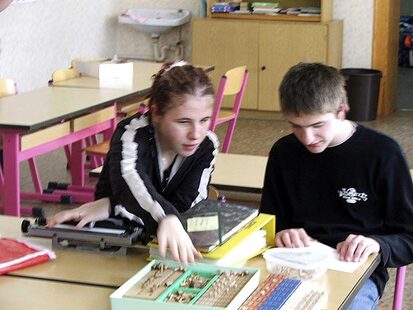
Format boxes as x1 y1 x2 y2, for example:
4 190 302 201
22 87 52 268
187 215 219 232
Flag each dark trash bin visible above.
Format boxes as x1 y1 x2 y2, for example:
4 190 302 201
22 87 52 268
340 68 382 121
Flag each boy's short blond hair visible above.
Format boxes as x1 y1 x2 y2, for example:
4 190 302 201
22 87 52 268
279 62 347 116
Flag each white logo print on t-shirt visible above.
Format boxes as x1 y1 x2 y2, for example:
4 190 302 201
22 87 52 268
338 188 368 204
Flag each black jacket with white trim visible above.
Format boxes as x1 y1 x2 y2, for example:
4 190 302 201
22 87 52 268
95 112 219 235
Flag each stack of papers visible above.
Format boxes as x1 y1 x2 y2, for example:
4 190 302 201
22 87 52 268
251 2 281 15
264 241 366 274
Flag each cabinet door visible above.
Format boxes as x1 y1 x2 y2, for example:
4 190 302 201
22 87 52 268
258 23 328 111
192 19 259 109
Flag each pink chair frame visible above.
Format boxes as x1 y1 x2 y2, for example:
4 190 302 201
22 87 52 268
393 266 406 310
210 67 249 153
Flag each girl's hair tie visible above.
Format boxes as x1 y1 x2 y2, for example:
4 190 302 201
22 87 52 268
163 60 188 74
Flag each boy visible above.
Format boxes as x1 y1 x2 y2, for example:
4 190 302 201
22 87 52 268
260 62 413 309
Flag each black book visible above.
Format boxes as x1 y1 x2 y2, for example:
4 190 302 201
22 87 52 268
182 200 259 253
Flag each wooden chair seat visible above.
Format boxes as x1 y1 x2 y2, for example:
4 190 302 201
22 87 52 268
84 140 110 156
218 110 236 122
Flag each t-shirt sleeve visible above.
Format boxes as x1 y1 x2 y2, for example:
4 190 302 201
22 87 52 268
369 143 413 267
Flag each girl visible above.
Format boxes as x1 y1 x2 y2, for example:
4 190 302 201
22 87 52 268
48 61 219 264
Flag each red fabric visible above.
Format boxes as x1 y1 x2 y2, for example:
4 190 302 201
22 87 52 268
0 238 54 275
404 35 412 49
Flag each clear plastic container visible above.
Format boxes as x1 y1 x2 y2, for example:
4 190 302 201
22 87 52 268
263 245 333 281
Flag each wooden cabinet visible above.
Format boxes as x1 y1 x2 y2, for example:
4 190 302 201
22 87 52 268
191 18 342 111
192 20 259 110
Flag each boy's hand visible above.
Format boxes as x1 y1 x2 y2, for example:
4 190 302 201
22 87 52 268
336 234 380 262
157 215 203 264
276 228 313 248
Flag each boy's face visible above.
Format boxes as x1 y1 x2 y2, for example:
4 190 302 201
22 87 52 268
285 112 342 153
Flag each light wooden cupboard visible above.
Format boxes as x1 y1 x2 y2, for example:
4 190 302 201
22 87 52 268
192 18 342 111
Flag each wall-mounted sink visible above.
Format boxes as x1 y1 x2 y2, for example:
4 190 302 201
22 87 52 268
118 8 191 37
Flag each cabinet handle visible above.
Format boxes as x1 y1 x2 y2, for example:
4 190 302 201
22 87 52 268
261 66 266 71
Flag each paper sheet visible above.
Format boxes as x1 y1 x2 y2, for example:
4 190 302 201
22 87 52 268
310 242 366 273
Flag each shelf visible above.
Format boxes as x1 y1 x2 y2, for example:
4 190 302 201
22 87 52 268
210 13 321 23
207 0 333 23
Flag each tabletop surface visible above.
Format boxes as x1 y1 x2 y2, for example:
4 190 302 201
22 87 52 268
0 276 113 310
211 153 268 192
52 60 214 92
0 87 129 131
1 215 379 309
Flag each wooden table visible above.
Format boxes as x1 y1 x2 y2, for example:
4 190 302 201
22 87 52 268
0 87 131 216
52 60 214 93
0 276 113 310
245 254 379 309
1 215 379 309
211 153 268 193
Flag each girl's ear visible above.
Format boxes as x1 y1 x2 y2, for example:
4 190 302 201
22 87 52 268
151 105 160 124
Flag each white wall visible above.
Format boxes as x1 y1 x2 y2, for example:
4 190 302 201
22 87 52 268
0 0 375 92
334 0 374 68
115 0 201 60
0 0 118 91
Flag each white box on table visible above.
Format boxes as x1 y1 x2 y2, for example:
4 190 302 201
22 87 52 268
77 58 134 80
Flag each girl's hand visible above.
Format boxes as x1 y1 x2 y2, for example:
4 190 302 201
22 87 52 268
336 234 380 263
47 198 111 228
157 215 202 264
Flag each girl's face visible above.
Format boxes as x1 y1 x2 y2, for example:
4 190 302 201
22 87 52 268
152 95 213 157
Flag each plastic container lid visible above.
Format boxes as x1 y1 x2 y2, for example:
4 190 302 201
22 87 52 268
263 244 333 280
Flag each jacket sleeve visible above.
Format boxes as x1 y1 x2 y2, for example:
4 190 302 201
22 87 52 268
369 145 413 268
259 144 292 232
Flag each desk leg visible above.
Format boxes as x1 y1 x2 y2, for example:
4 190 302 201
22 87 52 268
70 139 84 187
2 131 21 216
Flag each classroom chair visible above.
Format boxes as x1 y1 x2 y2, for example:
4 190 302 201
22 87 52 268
83 98 149 170
209 66 249 153
208 185 219 201
0 79 43 195
0 78 16 97
119 98 149 117
50 67 80 83
393 266 407 310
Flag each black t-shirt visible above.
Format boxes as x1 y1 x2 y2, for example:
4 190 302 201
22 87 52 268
260 124 413 296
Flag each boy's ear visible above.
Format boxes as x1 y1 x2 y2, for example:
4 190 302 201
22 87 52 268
337 102 349 120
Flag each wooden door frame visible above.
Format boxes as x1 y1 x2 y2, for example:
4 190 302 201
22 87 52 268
372 0 400 116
